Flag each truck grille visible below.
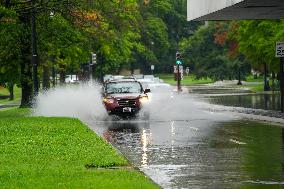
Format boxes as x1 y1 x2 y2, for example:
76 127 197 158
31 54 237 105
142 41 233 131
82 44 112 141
117 99 136 106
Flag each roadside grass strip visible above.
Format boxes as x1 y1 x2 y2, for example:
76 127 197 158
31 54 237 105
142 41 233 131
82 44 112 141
156 74 213 86
0 86 21 104
0 108 159 189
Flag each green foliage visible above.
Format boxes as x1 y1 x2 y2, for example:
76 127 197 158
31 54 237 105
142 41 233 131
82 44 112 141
180 22 251 81
0 6 21 86
236 20 281 72
38 13 91 73
136 0 199 73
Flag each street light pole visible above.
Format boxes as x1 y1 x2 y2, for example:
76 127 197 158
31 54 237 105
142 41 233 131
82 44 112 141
31 2 39 95
49 11 56 87
177 64 181 91
280 57 284 113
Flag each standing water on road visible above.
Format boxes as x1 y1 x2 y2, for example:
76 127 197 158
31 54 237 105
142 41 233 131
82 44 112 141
207 93 281 111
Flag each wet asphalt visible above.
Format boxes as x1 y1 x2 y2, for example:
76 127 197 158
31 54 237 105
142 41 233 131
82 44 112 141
86 82 284 189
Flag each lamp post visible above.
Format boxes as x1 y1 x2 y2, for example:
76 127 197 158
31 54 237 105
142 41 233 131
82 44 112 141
276 42 284 113
150 41 154 74
49 11 56 87
31 2 39 96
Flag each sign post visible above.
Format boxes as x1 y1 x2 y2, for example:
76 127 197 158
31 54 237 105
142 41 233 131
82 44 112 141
276 42 284 113
176 51 182 92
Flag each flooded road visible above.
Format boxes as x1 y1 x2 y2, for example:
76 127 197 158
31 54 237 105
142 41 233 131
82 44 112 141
85 82 284 189
86 119 284 189
206 93 281 111
32 81 284 188
188 81 281 111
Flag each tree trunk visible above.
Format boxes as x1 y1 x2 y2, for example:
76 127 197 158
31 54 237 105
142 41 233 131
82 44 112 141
237 69 242 85
59 70 65 84
264 63 270 91
271 72 275 92
42 63 50 90
51 56 56 87
19 16 33 108
20 59 33 108
7 82 14 101
131 62 134 75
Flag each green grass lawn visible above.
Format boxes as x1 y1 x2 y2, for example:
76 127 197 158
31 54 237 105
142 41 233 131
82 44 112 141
0 108 159 189
245 84 264 92
245 75 264 82
0 86 21 104
156 74 213 86
156 74 280 93
243 75 280 92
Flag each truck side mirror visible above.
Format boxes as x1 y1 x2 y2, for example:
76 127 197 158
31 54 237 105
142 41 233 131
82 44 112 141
144 88 151 93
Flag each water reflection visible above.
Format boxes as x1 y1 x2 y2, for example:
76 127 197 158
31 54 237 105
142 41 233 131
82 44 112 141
237 122 284 188
207 94 281 111
141 129 150 166
87 119 284 189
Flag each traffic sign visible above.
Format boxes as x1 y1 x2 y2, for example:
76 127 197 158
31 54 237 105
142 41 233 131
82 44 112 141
276 42 284 57
151 65 155 70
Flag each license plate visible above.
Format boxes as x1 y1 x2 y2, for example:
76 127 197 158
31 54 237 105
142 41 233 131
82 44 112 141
123 107 132 112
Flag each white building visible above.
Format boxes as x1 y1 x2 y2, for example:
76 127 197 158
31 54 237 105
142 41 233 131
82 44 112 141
187 0 284 21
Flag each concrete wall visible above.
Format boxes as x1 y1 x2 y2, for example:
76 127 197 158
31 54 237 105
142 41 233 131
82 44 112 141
187 0 244 21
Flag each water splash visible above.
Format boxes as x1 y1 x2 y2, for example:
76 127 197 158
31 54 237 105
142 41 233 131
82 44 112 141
33 81 107 120
33 82 235 122
142 86 235 122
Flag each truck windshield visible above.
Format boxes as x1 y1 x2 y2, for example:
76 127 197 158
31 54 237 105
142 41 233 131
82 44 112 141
105 82 142 94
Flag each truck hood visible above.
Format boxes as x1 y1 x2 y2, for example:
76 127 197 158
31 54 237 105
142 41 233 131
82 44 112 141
105 93 142 99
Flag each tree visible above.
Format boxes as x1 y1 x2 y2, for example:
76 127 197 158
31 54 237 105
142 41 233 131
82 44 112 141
235 20 282 90
0 5 21 100
180 22 250 81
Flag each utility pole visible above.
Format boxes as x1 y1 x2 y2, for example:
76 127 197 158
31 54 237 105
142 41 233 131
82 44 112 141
280 57 284 113
176 51 182 92
177 64 181 91
52 60 56 87
31 0 39 95
276 42 284 113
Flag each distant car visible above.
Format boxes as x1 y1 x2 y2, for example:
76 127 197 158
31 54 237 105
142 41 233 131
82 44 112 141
112 75 124 80
102 79 150 118
103 75 113 83
137 78 155 90
122 76 136 80
144 75 155 80
133 74 144 79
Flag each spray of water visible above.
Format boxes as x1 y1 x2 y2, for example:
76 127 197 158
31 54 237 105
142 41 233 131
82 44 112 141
142 86 235 122
33 81 107 120
33 82 235 122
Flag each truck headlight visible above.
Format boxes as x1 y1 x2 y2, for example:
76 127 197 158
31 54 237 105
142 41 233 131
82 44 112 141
139 96 149 103
103 98 115 104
